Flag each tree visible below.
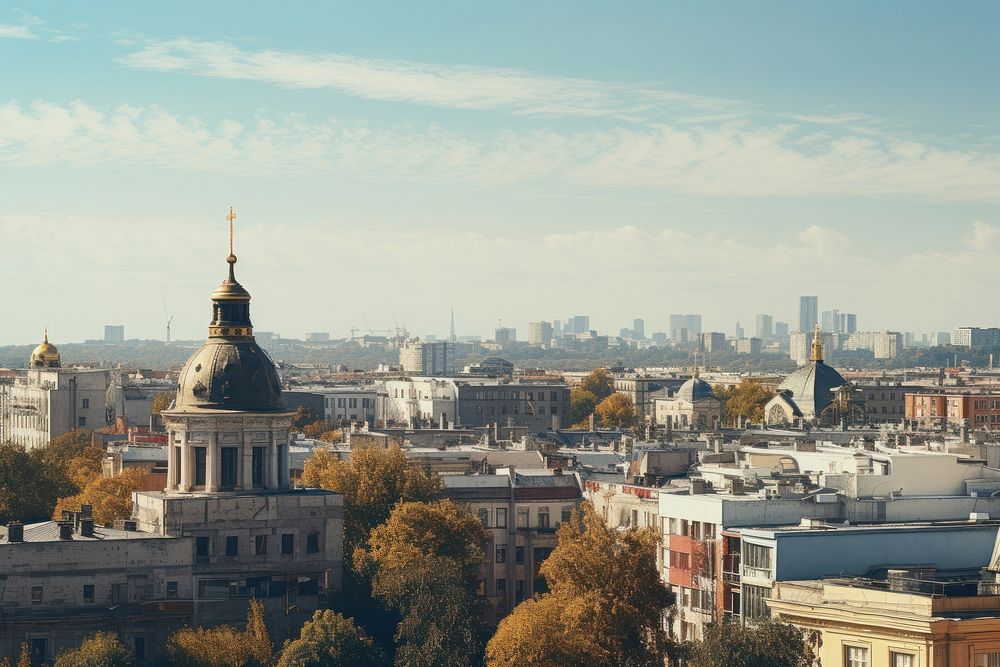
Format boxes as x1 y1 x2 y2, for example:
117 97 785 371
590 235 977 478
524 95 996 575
54 631 133 667
0 444 61 523
291 405 314 431
167 599 272 667
579 368 614 401
594 393 635 429
43 429 103 493
688 619 814 667
714 380 774 425
356 500 488 667
54 467 147 525
569 388 597 426
301 446 441 567
17 644 30 667
151 392 174 415
487 504 675 667
277 610 384 667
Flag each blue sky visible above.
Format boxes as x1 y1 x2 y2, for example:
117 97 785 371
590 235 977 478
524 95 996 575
1 2 999 344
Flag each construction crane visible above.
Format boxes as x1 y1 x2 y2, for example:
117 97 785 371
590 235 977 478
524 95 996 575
162 296 174 344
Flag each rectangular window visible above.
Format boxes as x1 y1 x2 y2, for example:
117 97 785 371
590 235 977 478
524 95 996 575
515 546 524 564
517 509 529 528
743 544 772 572
845 646 869 667
194 447 207 486
83 584 94 603
221 447 238 488
195 536 210 563
81 398 90 409
349 398 357 408
976 653 1000 667
496 508 507 528
255 535 267 556
537 510 550 529
78 416 87 427
252 447 265 487
31 586 42 604
281 533 294 555
496 545 507 563
743 584 770 619
307 533 320 553
166 581 178 599
891 653 914 667
496 578 506 595
225 535 238 557
561 507 572 523
478 508 490 527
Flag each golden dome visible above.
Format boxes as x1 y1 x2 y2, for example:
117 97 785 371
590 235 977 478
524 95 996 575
30 329 61 368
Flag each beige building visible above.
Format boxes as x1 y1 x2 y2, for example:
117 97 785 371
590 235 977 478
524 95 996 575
653 376 723 430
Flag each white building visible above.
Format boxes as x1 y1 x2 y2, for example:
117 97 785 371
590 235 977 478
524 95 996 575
399 340 456 375
382 377 459 427
843 330 903 359
319 386 380 424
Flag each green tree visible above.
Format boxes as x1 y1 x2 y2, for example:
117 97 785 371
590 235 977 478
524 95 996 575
277 610 384 667
688 619 814 667
356 500 488 667
594 393 635 429
487 503 675 667
0 444 61 523
54 631 133 667
714 380 774 425
167 599 273 667
569 388 597 426
579 368 614 401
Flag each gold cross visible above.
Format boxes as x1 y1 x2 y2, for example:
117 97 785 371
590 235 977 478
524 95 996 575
227 207 236 256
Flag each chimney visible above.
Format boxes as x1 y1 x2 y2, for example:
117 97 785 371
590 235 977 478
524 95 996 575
7 522 23 543
440 412 447 429
58 522 73 540
553 467 563 476
80 518 94 538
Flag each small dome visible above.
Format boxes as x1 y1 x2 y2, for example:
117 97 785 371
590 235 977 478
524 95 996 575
778 360 847 418
174 339 284 412
30 331 60 368
677 377 716 402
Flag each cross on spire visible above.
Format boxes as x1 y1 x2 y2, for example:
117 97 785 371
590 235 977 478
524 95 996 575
227 207 237 258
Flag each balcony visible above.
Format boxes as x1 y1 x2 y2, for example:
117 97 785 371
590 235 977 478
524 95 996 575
742 565 771 581
722 554 741 583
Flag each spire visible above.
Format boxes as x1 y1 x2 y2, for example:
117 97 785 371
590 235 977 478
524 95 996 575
226 206 238 281
43 327 48 344
208 207 253 339
810 324 824 363
449 308 456 343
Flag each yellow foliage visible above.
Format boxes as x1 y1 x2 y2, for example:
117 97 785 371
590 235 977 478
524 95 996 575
594 393 635 429
54 631 132 667
167 599 271 667
54 467 147 525
579 368 614 400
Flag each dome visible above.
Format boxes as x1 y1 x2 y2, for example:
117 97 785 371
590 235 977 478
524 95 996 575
777 361 847 419
677 377 716 402
30 330 60 368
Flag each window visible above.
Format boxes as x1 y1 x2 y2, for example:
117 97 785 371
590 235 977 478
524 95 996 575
81 398 90 409
307 532 320 553
845 646 869 667
166 581 178 599
255 535 267 556
78 416 87 427
252 447 265 487
194 447 207 486
31 586 42 604
561 507 573 523
537 510 550 529
496 578 506 595
221 447 238 488
496 545 507 563
743 584 770 619
281 533 294 555
478 508 490 527
225 536 238 557
195 536 210 563
83 584 94 603
496 508 507 528
976 653 1000 667
517 509 529 528
743 544 772 572
891 653 914 667
515 546 524 564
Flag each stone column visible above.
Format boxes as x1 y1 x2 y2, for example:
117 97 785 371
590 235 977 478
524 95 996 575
206 432 219 492
266 435 278 490
242 430 254 492
166 429 178 491
179 438 191 492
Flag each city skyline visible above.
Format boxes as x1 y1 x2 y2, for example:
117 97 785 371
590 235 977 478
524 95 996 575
2 2 1000 343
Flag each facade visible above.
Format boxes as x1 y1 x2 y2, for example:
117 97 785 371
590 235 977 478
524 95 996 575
670 314 702 342
455 381 570 431
399 340 456 376
653 377 723 430
442 470 583 619
843 330 904 359
798 296 818 333
614 374 684 422
906 392 1000 431
494 327 517 347
104 325 125 343
755 314 774 339
954 327 1000 349
700 331 728 354
734 337 762 356
319 387 379 424
383 377 458 427
5 335 111 449
527 321 553 347
858 383 909 422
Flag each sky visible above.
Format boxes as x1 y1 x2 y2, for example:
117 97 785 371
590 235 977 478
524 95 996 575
2 1 999 344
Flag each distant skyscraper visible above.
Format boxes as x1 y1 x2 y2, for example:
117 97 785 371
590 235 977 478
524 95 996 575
821 309 841 333
755 314 773 339
449 309 456 343
103 325 124 343
633 318 645 339
798 296 818 333
553 320 562 337
495 327 517 346
669 314 702 342
841 313 857 334
735 322 744 339
775 321 790 338
569 315 590 335
528 321 553 347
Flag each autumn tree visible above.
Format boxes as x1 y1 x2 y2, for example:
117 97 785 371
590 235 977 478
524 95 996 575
151 392 174 416
579 368 614 401
714 380 774 426
54 631 133 667
356 500 489 667
43 429 103 493
0 445 61 523
54 467 147 525
594 393 635 429
167 599 272 667
570 388 597 426
291 405 314 431
277 610 384 667
688 619 814 667
487 503 674 667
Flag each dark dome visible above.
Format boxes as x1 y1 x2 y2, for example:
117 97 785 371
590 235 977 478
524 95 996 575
174 339 284 412
778 361 847 418
677 377 716 402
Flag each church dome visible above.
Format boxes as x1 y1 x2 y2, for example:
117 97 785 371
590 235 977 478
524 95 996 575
777 327 847 418
30 330 61 368
677 377 716 402
171 215 286 413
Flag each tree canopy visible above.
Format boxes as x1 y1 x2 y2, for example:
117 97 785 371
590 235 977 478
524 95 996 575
569 388 597 426
687 619 814 667
487 503 674 666
53 632 133 667
594 393 635 429
167 599 272 667
579 368 614 401
713 380 774 425
54 467 147 525
277 610 384 667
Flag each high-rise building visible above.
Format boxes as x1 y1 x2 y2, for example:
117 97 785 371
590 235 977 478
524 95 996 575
553 320 562 337
798 296 818 333
528 321 553 347
632 318 645 339
669 314 702 342
565 315 590 335
495 327 517 347
841 313 858 334
775 321 790 338
103 325 125 343
305 332 330 342
821 309 841 333
399 340 457 375
701 332 728 353
734 322 744 339
755 314 773 339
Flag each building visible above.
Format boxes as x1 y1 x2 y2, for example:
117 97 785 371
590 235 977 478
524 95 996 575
700 332 728 354
766 328 857 426
798 296 818 333
770 575 1000 667
318 387 379 424
775 321 790 338
565 316 590 336
954 327 1000 349
305 332 330 343
632 318 645 339
734 337 762 356
442 470 583 618
843 330 903 359
670 314 702 342
399 340 456 376
463 358 515 378
527 321 553 347
653 376 723 430
103 325 125 343
789 329 837 365
821 309 841 333
455 381 570 431
755 314 773 340
383 377 459 427
494 327 517 347
841 312 857 334
4 333 111 449
906 392 1000 431
614 374 685 422
858 382 908 423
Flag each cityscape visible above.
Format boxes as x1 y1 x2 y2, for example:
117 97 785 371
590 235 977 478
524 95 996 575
3 2 1000 667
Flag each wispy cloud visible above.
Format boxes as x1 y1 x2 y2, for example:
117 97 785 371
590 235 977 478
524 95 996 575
0 24 35 39
1 100 999 201
120 38 741 120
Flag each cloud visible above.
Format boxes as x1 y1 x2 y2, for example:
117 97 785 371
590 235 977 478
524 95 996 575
1 99 1000 202
0 24 35 39
120 38 741 120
